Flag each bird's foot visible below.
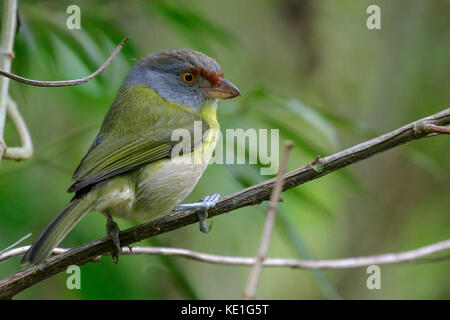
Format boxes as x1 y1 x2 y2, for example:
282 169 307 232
172 193 221 234
106 214 121 264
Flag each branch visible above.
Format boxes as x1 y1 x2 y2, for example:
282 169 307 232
2 239 449 268
0 3 126 165
0 233 31 255
0 108 449 299
2 97 33 160
0 0 18 165
0 37 129 87
424 123 450 135
244 141 293 300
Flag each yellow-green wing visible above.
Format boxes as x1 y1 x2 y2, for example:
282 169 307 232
68 121 208 193
68 87 209 194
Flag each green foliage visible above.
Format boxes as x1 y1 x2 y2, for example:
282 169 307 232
0 0 448 299
149 0 241 53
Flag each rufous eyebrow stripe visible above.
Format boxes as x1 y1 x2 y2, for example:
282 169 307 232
189 66 224 86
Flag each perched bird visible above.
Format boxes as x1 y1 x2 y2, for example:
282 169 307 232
22 49 240 265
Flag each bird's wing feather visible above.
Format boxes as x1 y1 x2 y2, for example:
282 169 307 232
68 91 209 194
68 138 170 193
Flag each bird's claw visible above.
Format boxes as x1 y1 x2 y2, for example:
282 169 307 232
106 214 121 264
200 193 221 208
197 210 212 233
172 193 220 234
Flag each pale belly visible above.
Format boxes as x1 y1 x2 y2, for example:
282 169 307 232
94 130 218 221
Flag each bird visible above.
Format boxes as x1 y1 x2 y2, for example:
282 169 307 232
21 49 240 265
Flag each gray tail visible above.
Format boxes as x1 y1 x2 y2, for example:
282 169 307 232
21 196 94 265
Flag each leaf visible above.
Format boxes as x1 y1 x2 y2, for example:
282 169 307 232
284 98 340 151
402 148 443 180
150 0 240 51
276 211 341 299
223 164 340 299
238 87 365 193
320 110 378 137
150 238 200 299
14 6 137 97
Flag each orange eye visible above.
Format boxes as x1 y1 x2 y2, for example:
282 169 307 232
182 72 195 84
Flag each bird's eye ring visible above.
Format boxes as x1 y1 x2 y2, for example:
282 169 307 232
182 72 195 84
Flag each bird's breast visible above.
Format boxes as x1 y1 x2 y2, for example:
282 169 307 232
129 128 219 221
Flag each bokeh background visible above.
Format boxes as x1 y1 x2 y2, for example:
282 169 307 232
0 0 449 299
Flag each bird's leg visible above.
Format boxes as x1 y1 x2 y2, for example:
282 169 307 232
105 214 121 264
172 193 221 234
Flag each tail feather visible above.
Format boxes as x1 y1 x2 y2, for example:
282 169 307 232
21 196 94 265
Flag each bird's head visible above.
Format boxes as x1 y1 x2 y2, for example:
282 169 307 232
122 49 240 109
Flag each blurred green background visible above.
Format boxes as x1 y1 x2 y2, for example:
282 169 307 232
0 0 449 299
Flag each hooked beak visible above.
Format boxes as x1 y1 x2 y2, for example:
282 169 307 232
204 77 240 99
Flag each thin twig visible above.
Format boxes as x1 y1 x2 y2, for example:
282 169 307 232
2 97 33 160
0 0 18 165
243 141 293 300
0 108 449 299
0 233 31 255
0 37 128 87
425 123 450 135
0 35 128 162
1 240 449 269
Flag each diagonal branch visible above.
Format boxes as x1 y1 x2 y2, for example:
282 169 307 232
0 107 449 299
